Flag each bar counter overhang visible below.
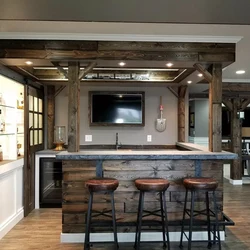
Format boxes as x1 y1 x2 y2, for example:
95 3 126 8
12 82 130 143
56 142 237 243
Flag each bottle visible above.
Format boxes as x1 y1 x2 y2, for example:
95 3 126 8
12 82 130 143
0 145 3 161
17 92 24 109
0 109 4 132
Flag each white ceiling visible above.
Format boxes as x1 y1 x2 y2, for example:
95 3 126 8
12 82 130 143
0 21 249 88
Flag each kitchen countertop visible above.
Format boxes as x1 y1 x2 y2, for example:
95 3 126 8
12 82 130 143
56 142 237 160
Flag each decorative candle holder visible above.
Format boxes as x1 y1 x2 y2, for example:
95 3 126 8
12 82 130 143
54 126 66 151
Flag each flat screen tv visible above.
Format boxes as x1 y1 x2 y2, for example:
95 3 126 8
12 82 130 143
89 91 145 126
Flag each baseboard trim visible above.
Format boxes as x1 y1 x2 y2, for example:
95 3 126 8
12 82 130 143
61 231 225 243
229 179 243 185
0 207 24 239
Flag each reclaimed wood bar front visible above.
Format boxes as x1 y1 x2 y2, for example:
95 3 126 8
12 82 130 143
56 143 237 243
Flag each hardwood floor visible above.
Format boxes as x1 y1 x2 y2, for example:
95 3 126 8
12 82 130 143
1 178 250 249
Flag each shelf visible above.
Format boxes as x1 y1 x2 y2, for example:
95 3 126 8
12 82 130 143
0 104 15 109
0 133 15 136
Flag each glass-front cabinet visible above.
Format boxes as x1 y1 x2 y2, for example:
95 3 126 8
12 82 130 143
0 75 24 160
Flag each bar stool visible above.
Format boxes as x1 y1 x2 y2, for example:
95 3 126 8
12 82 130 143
179 177 221 250
134 178 170 250
84 177 119 250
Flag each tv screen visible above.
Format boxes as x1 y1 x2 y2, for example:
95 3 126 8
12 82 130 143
89 91 145 126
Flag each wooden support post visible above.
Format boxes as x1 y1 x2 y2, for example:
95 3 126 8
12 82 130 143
209 64 222 152
67 62 80 152
178 86 187 142
47 86 55 149
230 99 242 180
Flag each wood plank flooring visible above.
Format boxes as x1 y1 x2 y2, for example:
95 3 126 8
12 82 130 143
1 178 250 249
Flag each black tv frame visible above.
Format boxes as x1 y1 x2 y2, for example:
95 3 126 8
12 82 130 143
88 91 145 127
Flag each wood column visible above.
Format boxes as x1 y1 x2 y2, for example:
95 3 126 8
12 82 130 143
209 64 222 152
230 99 242 180
178 86 187 142
47 86 55 149
67 62 80 152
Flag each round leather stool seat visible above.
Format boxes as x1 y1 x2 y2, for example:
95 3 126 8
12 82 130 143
135 178 170 192
183 177 218 191
86 178 119 192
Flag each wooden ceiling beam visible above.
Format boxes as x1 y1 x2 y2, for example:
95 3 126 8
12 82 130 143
78 61 97 80
0 40 235 53
222 99 233 111
240 99 250 111
193 63 212 82
0 50 235 63
51 61 68 78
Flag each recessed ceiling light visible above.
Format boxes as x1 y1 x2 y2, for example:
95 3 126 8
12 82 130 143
198 73 203 77
166 63 173 67
119 62 126 66
25 61 33 65
187 80 192 84
236 70 245 74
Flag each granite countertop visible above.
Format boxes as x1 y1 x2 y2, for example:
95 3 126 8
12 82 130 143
55 142 237 160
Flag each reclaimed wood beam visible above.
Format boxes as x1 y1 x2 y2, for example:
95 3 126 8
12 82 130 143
223 83 250 92
230 99 242 180
178 86 187 142
79 62 97 80
47 86 55 149
240 99 250 111
0 49 235 63
67 62 80 152
193 63 212 82
167 87 178 98
222 99 233 111
51 61 68 78
55 86 66 97
209 63 222 152
0 40 235 52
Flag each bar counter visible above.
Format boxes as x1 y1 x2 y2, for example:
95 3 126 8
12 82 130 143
56 143 237 243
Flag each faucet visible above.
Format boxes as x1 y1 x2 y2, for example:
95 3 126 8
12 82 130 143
115 132 121 150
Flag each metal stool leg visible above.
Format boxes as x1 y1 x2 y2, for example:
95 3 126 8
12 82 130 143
206 191 212 249
111 191 119 250
134 191 142 249
135 191 145 250
179 189 188 248
187 190 195 250
213 191 221 250
160 191 166 247
162 190 170 249
84 192 93 250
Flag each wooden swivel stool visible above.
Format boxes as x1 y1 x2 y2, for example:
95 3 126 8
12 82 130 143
84 178 119 250
179 177 221 250
134 178 170 250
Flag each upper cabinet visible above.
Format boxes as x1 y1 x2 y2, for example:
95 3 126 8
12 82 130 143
0 75 24 160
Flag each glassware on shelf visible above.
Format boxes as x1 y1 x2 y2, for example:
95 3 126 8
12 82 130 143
17 143 22 156
17 92 24 109
0 109 5 132
54 126 66 151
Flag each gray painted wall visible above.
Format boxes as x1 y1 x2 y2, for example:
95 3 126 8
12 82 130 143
189 99 209 138
194 100 209 137
0 0 249 24
55 85 179 145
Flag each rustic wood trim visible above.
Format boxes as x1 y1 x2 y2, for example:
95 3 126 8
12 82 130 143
55 86 66 97
230 99 242 180
51 61 68 78
193 63 212 83
178 86 187 142
167 87 178 98
47 86 55 149
67 62 80 152
240 99 250 111
222 99 233 112
78 61 97 80
209 63 222 152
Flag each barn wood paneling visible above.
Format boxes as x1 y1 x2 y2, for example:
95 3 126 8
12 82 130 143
62 159 223 234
